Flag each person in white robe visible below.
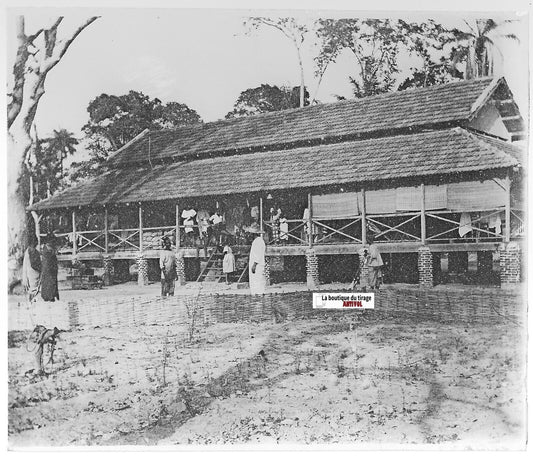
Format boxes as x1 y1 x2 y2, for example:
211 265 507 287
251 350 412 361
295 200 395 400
22 238 41 302
247 223 266 295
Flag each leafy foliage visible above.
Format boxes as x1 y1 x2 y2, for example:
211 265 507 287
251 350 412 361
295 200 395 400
315 19 407 98
397 20 462 90
23 129 79 205
449 19 519 80
68 91 202 182
225 84 309 118
83 91 202 150
244 17 310 107
315 18 519 95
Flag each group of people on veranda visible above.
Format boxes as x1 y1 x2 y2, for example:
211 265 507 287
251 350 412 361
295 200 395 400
23 228 381 302
160 222 382 296
22 233 60 303
158 221 265 297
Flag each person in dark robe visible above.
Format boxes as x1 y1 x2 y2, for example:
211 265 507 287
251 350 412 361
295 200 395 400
41 234 60 302
159 236 177 297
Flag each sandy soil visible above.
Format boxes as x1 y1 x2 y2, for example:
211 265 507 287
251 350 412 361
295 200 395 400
8 305 526 450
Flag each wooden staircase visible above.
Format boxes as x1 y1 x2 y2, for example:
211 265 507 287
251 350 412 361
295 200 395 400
196 249 225 283
196 248 249 284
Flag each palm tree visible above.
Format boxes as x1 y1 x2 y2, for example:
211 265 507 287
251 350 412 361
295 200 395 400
451 19 519 79
46 129 79 178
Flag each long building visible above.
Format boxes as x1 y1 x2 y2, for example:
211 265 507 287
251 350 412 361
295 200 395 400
30 77 525 288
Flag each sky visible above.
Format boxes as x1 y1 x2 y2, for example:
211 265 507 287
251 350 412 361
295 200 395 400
5 6 529 147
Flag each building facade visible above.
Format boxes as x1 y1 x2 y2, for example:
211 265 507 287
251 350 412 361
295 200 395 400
30 77 525 288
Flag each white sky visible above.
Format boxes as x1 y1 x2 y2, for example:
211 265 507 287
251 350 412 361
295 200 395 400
4 6 530 142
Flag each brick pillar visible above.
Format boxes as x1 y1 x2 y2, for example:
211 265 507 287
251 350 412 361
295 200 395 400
176 250 186 286
264 257 271 286
102 256 114 286
418 246 433 287
499 242 521 289
136 255 148 286
306 249 319 289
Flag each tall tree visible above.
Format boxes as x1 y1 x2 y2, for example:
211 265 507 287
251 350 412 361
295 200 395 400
450 19 519 79
225 84 309 119
68 91 202 182
21 129 74 211
397 20 462 90
316 19 406 98
245 17 309 108
7 15 98 290
45 128 78 178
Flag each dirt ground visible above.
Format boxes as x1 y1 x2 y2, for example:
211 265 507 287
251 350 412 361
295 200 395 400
8 301 526 450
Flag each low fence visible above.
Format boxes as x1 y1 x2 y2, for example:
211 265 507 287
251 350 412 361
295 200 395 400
62 286 524 330
9 286 523 332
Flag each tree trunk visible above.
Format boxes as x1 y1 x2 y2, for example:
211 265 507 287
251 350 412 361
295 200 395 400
7 15 98 293
297 48 305 108
7 129 31 290
7 62 43 291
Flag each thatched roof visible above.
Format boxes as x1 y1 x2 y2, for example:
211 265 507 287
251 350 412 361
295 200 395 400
30 128 520 210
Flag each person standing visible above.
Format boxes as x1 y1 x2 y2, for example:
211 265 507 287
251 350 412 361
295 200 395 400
279 217 289 244
209 210 224 245
159 236 177 297
22 235 41 302
181 207 197 246
270 207 282 244
367 234 384 290
41 234 60 302
222 245 236 285
247 223 266 295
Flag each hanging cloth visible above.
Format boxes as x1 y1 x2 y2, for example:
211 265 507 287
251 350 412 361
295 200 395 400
459 212 473 238
279 218 289 241
181 209 197 233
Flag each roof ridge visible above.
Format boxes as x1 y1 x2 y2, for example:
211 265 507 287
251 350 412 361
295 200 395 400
156 77 497 132
107 77 501 166
32 126 516 211
107 129 150 160
469 76 503 117
457 128 520 167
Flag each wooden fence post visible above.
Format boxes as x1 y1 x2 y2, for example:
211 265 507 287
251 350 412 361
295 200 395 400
260 197 264 235
104 206 109 254
505 175 511 243
138 202 143 252
175 202 180 249
308 192 313 248
72 209 77 257
361 188 367 245
421 183 426 244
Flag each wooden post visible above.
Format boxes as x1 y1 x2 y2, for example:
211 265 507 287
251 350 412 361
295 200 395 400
505 175 511 242
361 188 367 245
308 192 313 248
104 206 109 254
420 183 426 244
72 209 77 257
175 202 180 249
138 202 143 252
259 197 264 235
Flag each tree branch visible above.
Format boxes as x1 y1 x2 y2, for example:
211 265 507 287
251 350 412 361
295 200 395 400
27 28 44 44
43 16 99 73
7 16 29 128
44 17 63 58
